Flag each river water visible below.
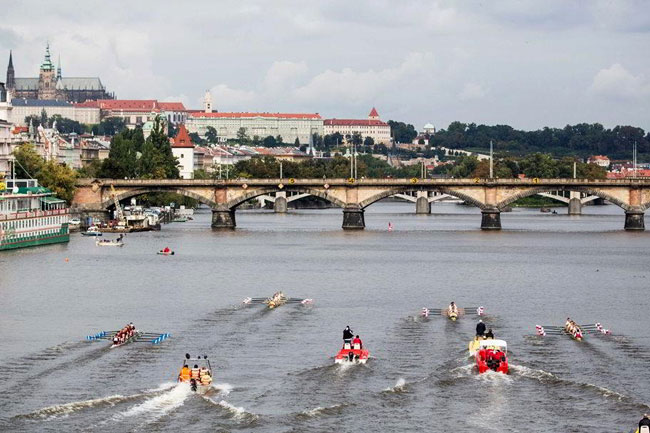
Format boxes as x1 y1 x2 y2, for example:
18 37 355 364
0 201 648 433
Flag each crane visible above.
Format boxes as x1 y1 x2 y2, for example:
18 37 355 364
110 184 125 223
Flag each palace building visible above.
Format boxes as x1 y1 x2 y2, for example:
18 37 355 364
323 108 391 144
5 44 114 103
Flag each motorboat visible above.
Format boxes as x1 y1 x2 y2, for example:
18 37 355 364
81 226 102 236
475 339 508 374
157 249 175 255
178 354 213 394
334 341 369 364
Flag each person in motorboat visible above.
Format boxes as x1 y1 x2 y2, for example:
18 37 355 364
343 326 354 346
476 319 486 337
179 365 191 382
639 414 650 432
485 328 494 339
199 367 212 386
191 364 201 382
352 335 363 349
448 302 458 316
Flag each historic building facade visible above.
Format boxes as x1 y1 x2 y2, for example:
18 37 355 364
5 44 114 103
323 108 391 144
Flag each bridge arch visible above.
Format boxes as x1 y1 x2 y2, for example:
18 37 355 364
225 187 347 209
358 187 487 210
497 187 631 211
100 187 217 209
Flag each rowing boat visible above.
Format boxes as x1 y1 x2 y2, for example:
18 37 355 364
96 239 124 247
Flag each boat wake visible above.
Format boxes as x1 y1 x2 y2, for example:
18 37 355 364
116 382 191 423
295 403 349 419
212 382 233 396
511 364 650 409
383 378 408 393
14 393 142 420
201 397 259 423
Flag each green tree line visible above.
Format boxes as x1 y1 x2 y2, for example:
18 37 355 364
433 122 650 160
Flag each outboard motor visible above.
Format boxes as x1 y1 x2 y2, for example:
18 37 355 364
347 352 354 362
190 379 197 392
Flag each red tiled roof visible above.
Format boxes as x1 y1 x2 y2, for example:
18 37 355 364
158 102 186 111
74 99 186 112
369 107 379 117
324 119 388 126
189 112 321 119
172 124 194 148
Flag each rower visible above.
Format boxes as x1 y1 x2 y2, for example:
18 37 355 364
448 302 458 315
485 328 494 339
639 414 650 433
343 326 354 347
476 319 486 337
179 365 191 382
352 335 363 350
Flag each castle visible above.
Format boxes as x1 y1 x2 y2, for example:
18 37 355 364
5 43 114 103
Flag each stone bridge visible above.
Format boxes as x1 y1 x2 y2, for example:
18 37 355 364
71 178 650 231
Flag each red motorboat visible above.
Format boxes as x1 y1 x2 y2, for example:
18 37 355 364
475 339 508 374
334 341 369 364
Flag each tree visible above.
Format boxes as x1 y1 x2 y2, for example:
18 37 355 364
40 109 48 127
50 115 85 135
25 115 41 128
99 130 138 178
236 127 250 145
205 126 219 144
12 144 77 202
519 153 559 178
37 160 78 202
140 116 179 179
91 117 127 136
189 132 206 145
388 120 418 143
13 143 44 178
294 137 301 147
364 136 374 147
275 135 284 146
263 135 277 147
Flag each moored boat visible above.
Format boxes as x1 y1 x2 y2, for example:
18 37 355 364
82 226 102 236
475 339 508 374
0 178 70 251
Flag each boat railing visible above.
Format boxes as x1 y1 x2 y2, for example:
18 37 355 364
0 208 69 221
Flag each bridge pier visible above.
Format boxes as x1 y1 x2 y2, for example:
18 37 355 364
416 192 431 214
274 192 288 213
624 210 645 231
568 198 582 215
481 208 501 230
212 208 236 229
342 207 365 230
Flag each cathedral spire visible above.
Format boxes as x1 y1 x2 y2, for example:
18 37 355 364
6 50 15 90
41 41 53 71
57 54 62 79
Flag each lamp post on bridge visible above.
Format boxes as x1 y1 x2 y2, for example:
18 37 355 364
489 139 493 179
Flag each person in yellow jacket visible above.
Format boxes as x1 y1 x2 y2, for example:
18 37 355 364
178 365 190 382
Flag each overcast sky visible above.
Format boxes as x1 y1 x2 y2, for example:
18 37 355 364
1 0 649 131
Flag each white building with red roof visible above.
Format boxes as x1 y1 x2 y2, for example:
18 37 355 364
186 111 323 144
323 108 391 144
171 124 195 179
587 155 610 168
76 99 187 128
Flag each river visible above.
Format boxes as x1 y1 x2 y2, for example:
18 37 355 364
0 201 648 432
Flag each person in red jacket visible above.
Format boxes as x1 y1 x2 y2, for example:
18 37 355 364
352 335 363 349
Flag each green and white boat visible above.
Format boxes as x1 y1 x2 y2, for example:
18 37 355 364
0 179 70 251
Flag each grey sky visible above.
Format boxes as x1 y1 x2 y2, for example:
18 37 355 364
1 0 649 131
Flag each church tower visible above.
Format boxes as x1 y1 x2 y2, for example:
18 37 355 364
6 50 15 92
368 107 380 120
203 90 213 113
38 43 57 100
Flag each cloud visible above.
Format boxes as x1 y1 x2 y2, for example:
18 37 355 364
263 60 308 92
293 53 432 102
589 63 650 100
208 84 256 110
458 82 486 101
